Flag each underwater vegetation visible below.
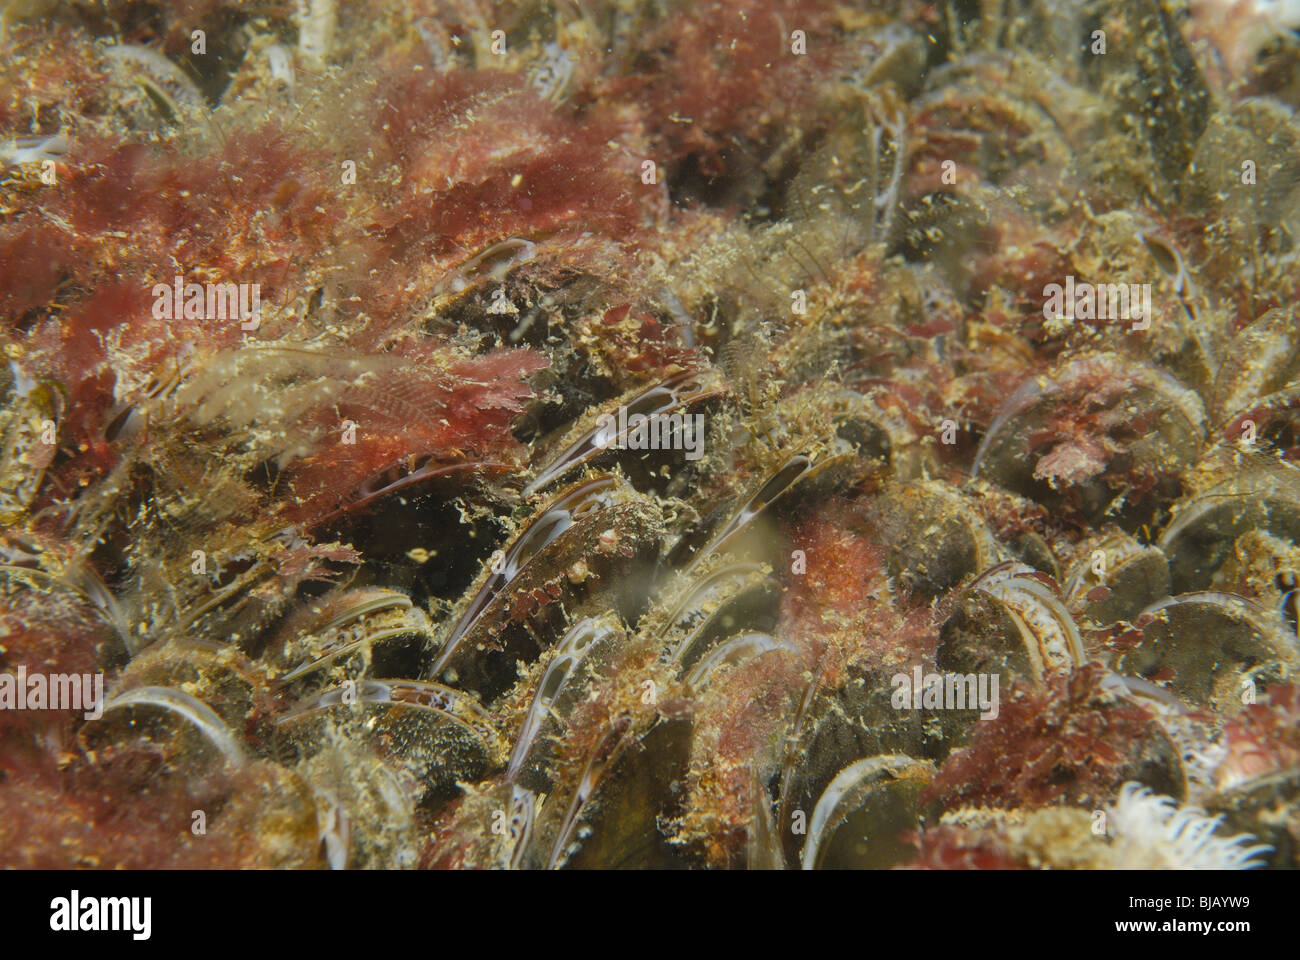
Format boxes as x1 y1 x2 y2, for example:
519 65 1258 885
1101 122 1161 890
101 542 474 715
1 0 1300 869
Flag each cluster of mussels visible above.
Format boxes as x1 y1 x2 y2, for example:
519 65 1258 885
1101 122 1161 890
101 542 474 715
2 0 1300 869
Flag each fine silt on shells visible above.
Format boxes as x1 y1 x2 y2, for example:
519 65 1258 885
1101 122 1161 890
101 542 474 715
2 0 1300 872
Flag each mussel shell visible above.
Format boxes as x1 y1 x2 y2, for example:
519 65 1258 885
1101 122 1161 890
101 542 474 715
430 475 663 698
267 588 436 685
1114 593 1298 713
1191 99 1300 239
112 639 274 748
777 667 959 866
79 685 248 777
799 755 934 870
531 715 693 869
824 386 917 477
678 455 813 573
506 615 625 792
274 679 504 803
1158 465 1300 593
294 743 422 869
1222 384 1300 457
1063 532 1171 626
875 481 1004 603
913 53 1076 187
0 373 63 525
973 354 1205 524
426 780 541 870
1082 0 1209 193
661 563 782 670
522 369 725 498
1210 768 1300 869
746 771 785 870
1211 308 1300 425
683 632 798 692
676 451 858 575
938 562 1084 687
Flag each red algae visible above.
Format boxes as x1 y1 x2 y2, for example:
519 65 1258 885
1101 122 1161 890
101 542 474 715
0 0 1298 879
921 664 1174 811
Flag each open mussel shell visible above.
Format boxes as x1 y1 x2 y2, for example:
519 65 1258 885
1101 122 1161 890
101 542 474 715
673 450 856 574
295 742 423 869
111 638 276 749
1221 384 1300 458
874 480 1005 603
493 783 544 870
1113 593 1298 713
0 368 64 525
499 783 541 870
745 771 785 870
1210 768 1300 868
1158 463 1300 593
79 685 248 778
775 665 957 868
1211 308 1300 426
274 679 505 804
972 353 1205 524
420 780 541 870
530 714 693 869
313 456 515 537
1097 670 1208 803
938 561 1084 687
429 474 664 698
522 369 725 498
1063 531 1171 627
658 562 782 670
505 615 625 792
676 456 814 572
664 462 799 573
799 755 934 870
265 587 436 686
683 632 798 692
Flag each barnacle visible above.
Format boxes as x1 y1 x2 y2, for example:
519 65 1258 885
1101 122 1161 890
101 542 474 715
2 0 1300 879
